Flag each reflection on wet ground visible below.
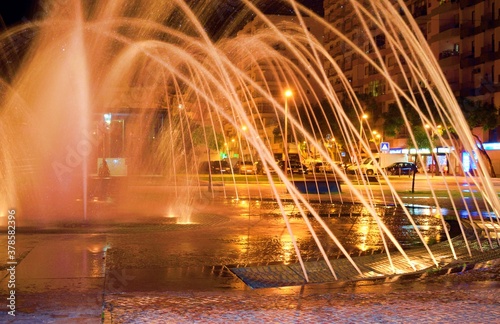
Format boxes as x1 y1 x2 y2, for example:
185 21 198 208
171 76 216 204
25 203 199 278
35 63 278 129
2 198 468 292
12 199 452 264
1 195 499 324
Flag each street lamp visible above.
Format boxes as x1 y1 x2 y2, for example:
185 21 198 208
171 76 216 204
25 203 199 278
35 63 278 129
284 89 293 176
372 130 381 150
239 125 247 159
103 113 112 159
357 113 368 160
359 113 368 137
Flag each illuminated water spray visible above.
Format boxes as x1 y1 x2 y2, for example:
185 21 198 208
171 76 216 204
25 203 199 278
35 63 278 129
0 0 498 279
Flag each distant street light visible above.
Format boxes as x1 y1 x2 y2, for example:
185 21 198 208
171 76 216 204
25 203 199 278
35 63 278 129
103 113 112 159
359 113 368 137
372 130 382 149
284 89 293 176
239 125 247 159
357 113 368 159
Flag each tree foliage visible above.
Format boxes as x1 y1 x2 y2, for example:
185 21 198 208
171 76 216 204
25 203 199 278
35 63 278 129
407 125 430 149
456 97 499 130
382 89 441 137
295 98 343 142
191 124 224 150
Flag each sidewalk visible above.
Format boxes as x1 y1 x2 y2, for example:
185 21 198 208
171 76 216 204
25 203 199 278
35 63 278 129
1 174 499 323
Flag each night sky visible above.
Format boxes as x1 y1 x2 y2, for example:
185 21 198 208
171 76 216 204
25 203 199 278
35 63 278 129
0 1 324 28
0 1 36 27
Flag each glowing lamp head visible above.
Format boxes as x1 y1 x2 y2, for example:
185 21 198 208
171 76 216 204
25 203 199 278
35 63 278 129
103 113 112 125
284 89 293 98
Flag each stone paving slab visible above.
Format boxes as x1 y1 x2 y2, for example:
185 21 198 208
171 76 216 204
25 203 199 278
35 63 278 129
101 283 500 323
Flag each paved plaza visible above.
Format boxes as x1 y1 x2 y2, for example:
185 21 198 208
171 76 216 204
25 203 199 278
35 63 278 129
0 174 499 323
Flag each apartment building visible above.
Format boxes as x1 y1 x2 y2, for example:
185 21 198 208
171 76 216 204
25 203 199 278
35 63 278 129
324 0 499 131
324 0 500 171
226 14 324 161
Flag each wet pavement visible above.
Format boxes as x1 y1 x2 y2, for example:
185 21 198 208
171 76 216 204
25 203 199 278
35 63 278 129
0 175 499 323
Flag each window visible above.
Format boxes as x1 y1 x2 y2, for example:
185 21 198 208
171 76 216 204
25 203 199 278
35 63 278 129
368 80 381 97
387 55 395 66
374 34 385 48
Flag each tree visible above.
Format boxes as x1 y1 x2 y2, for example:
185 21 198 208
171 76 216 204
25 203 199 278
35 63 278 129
382 102 405 137
457 97 499 177
383 89 441 137
191 125 224 151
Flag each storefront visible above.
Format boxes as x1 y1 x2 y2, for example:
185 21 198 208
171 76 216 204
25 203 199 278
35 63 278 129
390 147 452 174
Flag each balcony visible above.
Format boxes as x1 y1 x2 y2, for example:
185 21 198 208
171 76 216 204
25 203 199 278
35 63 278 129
479 82 500 95
331 45 343 56
341 58 352 71
460 21 482 38
459 83 481 98
482 15 500 30
460 0 483 9
439 50 460 67
439 50 460 59
439 21 459 33
460 51 477 68
252 103 275 115
430 0 459 16
428 27 459 43
412 6 427 18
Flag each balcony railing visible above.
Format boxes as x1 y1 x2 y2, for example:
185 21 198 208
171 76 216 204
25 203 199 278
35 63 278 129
439 50 460 59
482 15 500 30
439 21 459 33
460 21 482 38
460 51 478 68
431 0 459 15
412 6 427 18
460 0 483 9
480 45 500 63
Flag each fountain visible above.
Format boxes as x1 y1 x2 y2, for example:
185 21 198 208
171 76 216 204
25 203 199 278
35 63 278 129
0 0 499 283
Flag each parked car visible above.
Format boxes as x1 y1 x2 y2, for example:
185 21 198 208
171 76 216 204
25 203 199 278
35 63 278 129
312 161 332 173
198 160 231 174
385 162 417 175
261 160 279 175
279 160 309 174
312 161 344 173
347 153 408 175
236 161 257 174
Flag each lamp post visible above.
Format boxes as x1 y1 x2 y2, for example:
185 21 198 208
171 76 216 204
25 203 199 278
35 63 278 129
372 130 381 151
357 113 368 160
284 89 293 176
240 125 247 159
359 113 368 138
103 113 112 161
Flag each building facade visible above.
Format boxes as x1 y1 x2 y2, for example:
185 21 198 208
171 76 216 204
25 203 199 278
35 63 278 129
323 0 500 173
227 14 325 162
